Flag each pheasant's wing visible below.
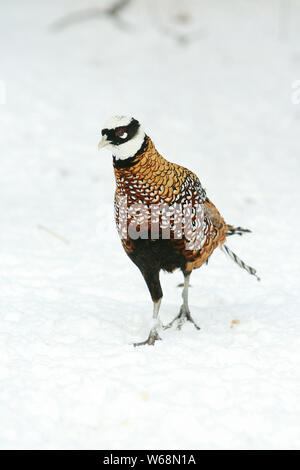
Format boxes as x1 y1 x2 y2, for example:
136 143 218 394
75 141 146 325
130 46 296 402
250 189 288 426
203 198 227 232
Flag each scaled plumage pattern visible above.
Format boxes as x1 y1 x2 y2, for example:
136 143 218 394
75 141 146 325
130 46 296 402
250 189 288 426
98 116 259 346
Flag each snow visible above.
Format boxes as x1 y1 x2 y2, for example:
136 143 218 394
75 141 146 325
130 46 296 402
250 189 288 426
1 0 300 450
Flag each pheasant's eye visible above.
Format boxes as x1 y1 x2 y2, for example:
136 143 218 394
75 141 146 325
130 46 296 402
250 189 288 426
115 128 127 139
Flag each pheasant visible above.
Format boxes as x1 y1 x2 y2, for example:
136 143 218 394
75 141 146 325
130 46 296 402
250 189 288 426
98 116 259 346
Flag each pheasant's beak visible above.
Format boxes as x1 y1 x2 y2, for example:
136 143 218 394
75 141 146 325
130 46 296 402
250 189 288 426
98 135 110 150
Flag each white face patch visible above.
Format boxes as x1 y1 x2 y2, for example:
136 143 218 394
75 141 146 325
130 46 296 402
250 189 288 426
112 125 145 160
104 115 132 130
101 115 146 160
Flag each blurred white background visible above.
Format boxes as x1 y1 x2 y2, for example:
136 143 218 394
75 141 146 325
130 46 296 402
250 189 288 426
0 0 300 450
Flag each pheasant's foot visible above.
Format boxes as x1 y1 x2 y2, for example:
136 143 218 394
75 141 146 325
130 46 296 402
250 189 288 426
133 328 162 347
163 306 200 331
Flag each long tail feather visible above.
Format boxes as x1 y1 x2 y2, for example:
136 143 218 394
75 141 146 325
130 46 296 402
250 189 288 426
226 225 251 237
221 244 260 281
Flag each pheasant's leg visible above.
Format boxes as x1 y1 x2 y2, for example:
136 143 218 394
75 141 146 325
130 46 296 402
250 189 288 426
134 270 163 347
164 272 200 330
134 299 162 346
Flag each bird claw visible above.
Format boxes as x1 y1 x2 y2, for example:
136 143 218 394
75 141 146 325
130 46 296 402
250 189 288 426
163 306 200 331
133 329 162 347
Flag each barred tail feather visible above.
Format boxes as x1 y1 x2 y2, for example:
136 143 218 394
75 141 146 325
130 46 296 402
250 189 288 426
221 244 260 281
226 225 251 237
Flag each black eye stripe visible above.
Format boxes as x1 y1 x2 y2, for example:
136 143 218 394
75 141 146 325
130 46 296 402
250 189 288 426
102 128 115 141
101 118 140 146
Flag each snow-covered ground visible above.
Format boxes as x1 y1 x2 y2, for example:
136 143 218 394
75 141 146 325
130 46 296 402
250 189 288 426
1 0 300 449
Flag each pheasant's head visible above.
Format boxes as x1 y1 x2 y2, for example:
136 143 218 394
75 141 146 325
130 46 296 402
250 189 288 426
98 116 146 160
